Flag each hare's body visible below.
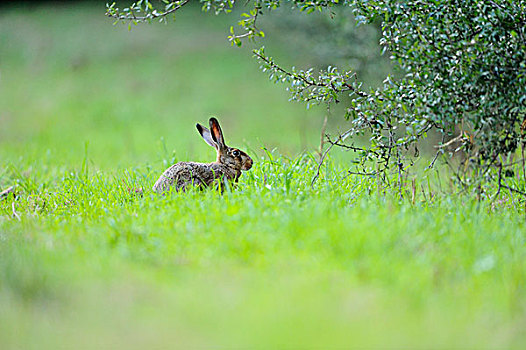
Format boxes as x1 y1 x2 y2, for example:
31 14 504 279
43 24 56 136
153 117 252 194
153 161 239 193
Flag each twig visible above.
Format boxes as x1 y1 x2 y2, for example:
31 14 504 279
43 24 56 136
107 0 192 21
348 171 379 176
0 186 15 199
311 130 352 187
493 158 526 199
319 113 329 158
253 49 368 98
325 137 381 156
444 158 469 191
434 132 465 149
500 184 526 196
494 161 503 198
12 201 21 221
498 158 526 168
426 134 446 170
386 117 404 200
229 5 261 44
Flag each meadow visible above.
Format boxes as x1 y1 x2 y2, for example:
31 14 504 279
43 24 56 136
1 2 526 349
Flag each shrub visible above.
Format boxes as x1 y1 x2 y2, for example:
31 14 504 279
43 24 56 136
107 0 526 195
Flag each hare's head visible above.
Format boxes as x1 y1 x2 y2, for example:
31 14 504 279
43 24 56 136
196 117 253 172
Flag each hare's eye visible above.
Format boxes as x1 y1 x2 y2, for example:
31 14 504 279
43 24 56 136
232 150 240 157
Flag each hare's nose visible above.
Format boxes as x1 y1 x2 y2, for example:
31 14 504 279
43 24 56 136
244 158 253 170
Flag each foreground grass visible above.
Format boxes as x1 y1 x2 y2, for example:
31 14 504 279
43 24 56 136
1 154 526 348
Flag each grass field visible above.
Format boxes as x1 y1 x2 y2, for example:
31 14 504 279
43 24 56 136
1 3 526 349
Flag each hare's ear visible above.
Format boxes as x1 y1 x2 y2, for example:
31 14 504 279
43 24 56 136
196 123 217 149
209 117 226 149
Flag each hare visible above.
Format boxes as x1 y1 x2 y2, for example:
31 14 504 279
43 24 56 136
153 117 253 193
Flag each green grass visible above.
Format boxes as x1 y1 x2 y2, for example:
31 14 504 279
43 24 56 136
1 155 525 348
1 3 526 349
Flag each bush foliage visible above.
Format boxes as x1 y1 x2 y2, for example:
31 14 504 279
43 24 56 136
107 0 526 194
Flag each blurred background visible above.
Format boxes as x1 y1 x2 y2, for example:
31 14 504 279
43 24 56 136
0 0 392 170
